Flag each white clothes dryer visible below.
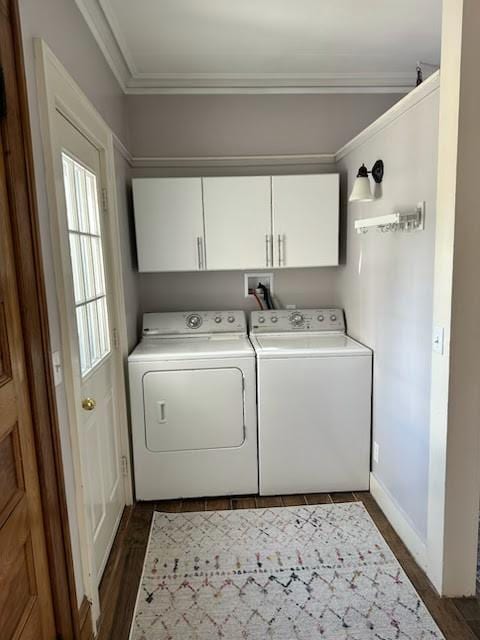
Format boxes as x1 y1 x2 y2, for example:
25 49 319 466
249 309 372 496
129 311 258 500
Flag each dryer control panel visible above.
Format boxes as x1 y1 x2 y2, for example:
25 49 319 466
142 311 247 337
250 309 345 333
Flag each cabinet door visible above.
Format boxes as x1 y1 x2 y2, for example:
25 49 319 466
272 174 339 268
132 178 205 272
203 176 272 270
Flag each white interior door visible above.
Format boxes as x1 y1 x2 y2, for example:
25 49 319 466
132 178 205 272
203 176 272 270
56 112 125 585
272 174 339 267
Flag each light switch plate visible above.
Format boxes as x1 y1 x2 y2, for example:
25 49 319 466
432 326 444 354
373 441 380 464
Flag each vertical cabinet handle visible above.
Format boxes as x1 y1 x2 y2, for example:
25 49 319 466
197 237 204 270
278 234 286 267
265 234 271 267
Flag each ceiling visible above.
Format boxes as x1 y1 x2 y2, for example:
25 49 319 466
76 0 442 94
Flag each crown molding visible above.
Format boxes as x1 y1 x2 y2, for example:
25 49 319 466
124 72 413 95
74 0 131 91
112 133 133 165
335 71 440 162
130 153 336 169
75 0 414 95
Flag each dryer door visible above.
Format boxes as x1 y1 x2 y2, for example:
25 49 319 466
143 367 245 452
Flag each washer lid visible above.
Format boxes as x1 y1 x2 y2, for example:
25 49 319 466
252 333 371 358
129 335 254 362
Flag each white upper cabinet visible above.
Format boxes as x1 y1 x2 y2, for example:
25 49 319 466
132 174 339 272
132 178 205 272
203 177 272 270
272 174 339 268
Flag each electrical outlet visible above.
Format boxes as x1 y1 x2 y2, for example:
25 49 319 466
244 273 274 298
373 441 380 464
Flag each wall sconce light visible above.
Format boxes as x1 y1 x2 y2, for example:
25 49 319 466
349 159 384 202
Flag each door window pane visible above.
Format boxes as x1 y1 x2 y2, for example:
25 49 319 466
62 152 111 377
76 305 91 373
69 233 85 304
91 237 106 296
74 164 90 233
63 155 79 231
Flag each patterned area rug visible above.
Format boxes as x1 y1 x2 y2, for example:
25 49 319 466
130 503 444 639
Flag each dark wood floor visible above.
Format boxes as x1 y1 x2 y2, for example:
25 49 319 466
96 491 480 640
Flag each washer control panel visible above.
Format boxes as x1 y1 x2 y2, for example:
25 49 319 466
250 309 345 333
142 311 247 337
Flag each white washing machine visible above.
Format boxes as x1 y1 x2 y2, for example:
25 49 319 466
129 311 258 500
249 308 372 495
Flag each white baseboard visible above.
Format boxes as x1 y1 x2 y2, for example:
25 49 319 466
369 473 427 570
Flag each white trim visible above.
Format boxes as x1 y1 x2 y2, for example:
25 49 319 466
124 85 411 96
98 0 138 75
34 38 133 624
335 71 440 161
124 72 413 95
370 473 427 570
73 0 415 95
74 0 130 91
131 153 336 169
112 133 133 166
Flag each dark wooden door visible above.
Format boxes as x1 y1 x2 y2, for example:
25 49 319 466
0 78 57 640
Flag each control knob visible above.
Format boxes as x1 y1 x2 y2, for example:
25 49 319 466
186 314 202 329
258 316 265 324
227 316 235 323
330 314 337 322
317 315 324 322
289 312 305 327
214 316 222 323
271 316 278 323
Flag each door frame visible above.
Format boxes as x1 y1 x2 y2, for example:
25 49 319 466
34 38 133 623
0 2 79 638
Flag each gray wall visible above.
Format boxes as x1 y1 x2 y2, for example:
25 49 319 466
127 93 402 157
140 268 341 314
19 0 134 605
20 0 129 144
337 88 440 540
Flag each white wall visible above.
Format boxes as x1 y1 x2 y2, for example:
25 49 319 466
427 0 480 596
337 82 440 541
19 0 136 605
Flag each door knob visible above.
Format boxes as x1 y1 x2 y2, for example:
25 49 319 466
82 397 96 411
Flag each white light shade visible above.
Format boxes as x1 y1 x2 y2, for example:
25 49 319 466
349 176 373 202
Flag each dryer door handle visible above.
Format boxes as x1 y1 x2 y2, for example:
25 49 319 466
156 400 167 424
